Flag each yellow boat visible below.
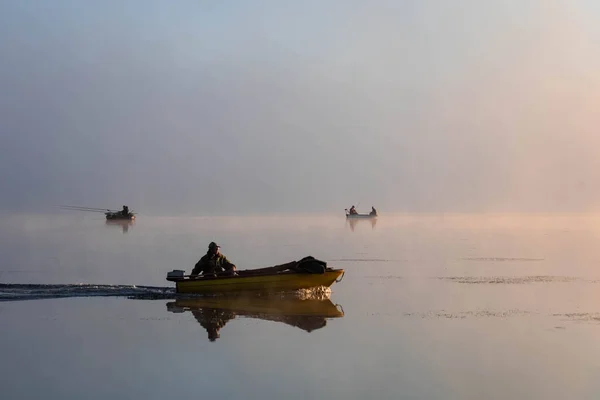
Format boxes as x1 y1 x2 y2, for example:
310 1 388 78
166 257 344 294
167 268 344 294
166 296 344 341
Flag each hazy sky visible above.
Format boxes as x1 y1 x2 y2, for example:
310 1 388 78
1 0 599 215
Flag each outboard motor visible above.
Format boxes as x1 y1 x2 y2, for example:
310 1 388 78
167 270 185 281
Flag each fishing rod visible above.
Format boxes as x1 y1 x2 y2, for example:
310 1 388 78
58 205 118 213
58 205 111 210
61 208 111 213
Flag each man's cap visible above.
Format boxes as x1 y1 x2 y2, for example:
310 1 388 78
208 242 220 249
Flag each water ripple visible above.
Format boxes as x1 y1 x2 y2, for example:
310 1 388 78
401 310 600 324
438 276 591 284
329 258 395 262
552 313 600 322
461 257 545 262
404 309 531 319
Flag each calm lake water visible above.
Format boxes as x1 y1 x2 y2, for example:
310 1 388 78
2 212 600 399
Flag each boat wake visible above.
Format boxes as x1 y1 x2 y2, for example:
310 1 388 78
0 284 335 302
0 284 176 302
284 286 331 301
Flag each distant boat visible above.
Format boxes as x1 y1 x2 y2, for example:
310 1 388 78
59 205 136 220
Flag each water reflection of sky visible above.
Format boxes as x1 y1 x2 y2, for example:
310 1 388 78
3 213 600 398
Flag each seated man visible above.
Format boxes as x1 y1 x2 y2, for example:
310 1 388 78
349 205 358 215
191 242 237 277
122 205 129 216
370 206 377 216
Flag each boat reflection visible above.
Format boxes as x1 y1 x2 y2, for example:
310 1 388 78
167 295 344 342
105 219 134 233
346 217 377 231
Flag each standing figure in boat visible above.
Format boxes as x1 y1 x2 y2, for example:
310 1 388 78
348 205 358 215
122 205 129 217
191 242 237 277
370 206 377 216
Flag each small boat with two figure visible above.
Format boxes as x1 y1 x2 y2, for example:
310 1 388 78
345 205 378 219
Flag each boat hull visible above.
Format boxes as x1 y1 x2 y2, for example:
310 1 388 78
174 269 344 294
346 213 377 219
105 213 135 220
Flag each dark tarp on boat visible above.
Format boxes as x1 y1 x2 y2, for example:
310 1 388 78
294 256 327 274
234 256 327 277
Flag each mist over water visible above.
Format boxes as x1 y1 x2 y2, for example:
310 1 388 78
2 213 600 399
2 0 600 398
